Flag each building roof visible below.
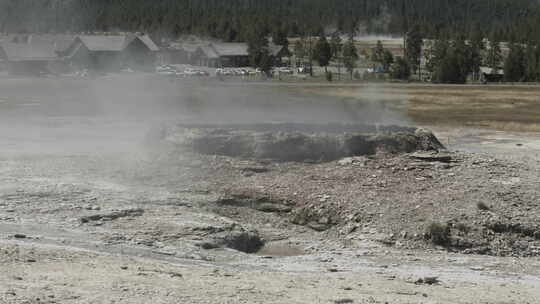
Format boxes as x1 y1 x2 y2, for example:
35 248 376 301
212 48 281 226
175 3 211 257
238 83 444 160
211 43 249 57
268 42 289 57
77 35 127 51
3 34 76 53
135 35 159 51
76 34 159 52
31 34 76 53
480 66 504 75
201 42 287 58
165 42 199 53
65 42 84 58
199 45 219 59
0 42 58 61
182 44 201 53
193 41 288 59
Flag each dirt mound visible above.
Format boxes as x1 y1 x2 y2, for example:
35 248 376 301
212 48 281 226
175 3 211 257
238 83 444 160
212 152 540 257
160 123 444 162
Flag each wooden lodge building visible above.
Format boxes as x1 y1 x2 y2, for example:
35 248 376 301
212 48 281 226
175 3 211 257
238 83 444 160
193 42 249 67
0 41 58 75
65 34 159 72
159 39 290 68
0 33 160 75
192 42 290 68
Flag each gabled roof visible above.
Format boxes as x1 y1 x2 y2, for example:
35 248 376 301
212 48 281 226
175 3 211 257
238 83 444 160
136 35 159 51
197 42 286 58
75 34 159 52
211 43 249 56
65 42 84 58
77 35 127 51
0 42 58 61
168 42 208 53
48 35 78 53
7 34 76 53
199 45 219 59
166 38 213 53
182 44 200 53
268 42 290 57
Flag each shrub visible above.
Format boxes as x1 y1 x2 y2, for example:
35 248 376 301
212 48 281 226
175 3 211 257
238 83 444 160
476 202 490 211
390 57 411 80
325 71 333 82
426 222 451 246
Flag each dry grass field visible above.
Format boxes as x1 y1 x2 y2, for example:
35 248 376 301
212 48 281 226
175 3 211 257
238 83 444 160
299 84 540 132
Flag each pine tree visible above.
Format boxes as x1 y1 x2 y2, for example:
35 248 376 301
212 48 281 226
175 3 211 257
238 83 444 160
504 43 526 82
272 28 289 47
330 33 343 80
306 34 316 76
382 50 394 72
390 57 410 80
314 35 332 73
247 26 272 74
224 26 238 42
469 29 485 81
371 40 385 67
428 34 469 84
453 34 472 82
405 24 423 76
330 33 342 58
524 43 539 81
342 37 358 80
294 37 306 66
431 37 450 69
433 49 466 84
423 40 436 74
486 33 503 73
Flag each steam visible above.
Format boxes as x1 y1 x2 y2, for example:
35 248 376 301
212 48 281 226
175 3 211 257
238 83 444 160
354 83 411 126
0 73 411 157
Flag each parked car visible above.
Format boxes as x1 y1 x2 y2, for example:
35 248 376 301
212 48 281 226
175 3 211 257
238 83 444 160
156 65 174 72
156 65 178 75
237 68 250 75
157 70 176 76
216 68 233 76
278 67 294 74
297 65 312 74
184 68 198 76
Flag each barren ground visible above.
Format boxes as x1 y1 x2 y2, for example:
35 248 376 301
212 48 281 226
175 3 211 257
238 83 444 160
1 76 539 303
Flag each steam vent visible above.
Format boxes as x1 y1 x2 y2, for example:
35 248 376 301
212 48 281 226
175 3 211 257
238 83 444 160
160 123 445 162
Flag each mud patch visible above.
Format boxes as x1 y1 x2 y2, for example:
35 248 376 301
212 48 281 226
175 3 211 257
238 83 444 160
197 228 265 253
223 230 265 253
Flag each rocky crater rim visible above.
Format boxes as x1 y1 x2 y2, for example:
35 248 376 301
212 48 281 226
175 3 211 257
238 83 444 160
160 123 445 162
171 122 419 134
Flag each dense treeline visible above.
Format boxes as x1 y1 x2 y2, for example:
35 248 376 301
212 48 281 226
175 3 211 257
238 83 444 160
2 0 540 43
